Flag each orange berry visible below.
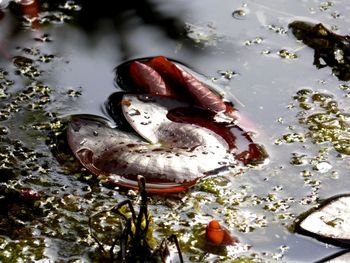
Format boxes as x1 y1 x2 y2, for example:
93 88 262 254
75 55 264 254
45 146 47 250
206 220 224 245
206 220 238 246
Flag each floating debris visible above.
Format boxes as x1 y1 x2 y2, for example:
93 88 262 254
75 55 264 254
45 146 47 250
289 21 350 81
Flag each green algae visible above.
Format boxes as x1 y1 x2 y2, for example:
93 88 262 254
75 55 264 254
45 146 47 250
1 0 350 262
293 89 350 155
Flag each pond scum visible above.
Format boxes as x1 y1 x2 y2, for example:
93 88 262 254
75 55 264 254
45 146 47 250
0 31 274 262
294 88 350 155
0 4 267 261
2 0 350 262
272 87 350 218
277 87 350 178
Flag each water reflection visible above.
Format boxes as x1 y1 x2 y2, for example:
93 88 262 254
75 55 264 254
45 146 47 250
0 0 193 117
72 0 185 38
2 0 187 60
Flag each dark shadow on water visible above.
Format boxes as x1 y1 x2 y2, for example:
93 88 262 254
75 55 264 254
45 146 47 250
5 0 190 60
73 0 185 39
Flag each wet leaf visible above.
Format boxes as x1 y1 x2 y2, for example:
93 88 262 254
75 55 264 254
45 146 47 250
129 61 171 95
298 195 350 246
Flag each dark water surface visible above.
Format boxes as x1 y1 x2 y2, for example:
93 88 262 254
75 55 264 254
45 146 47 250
1 0 350 262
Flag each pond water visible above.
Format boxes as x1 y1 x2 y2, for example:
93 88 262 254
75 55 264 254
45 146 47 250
1 0 350 262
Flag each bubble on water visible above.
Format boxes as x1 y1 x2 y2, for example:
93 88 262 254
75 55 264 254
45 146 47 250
314 162 332 173
232 9 249 20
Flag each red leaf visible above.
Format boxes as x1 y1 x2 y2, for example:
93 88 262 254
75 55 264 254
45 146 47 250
147 56 227 113
146 56 184 86
176 64 227 113
129 61 172 95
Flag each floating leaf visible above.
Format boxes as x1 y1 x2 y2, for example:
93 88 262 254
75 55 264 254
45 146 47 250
298 195 350 247
67 57 268 193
